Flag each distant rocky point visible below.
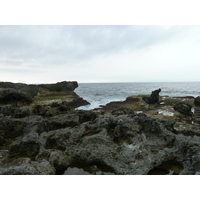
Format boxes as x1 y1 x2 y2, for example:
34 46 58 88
0 81 89 108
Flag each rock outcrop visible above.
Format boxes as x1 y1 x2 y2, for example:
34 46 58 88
0 81 89 108
38 81 78 92
0 81 78 96
194 96 200 106
174 103 192 116
111 107 134 116
0 96 200 175
0 92 33 105
142 88 161 104
0 82 39 97
1 84 200 175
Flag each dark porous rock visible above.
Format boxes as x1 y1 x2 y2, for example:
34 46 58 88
12 106 32 118
1 92 200 175
35 149 51 161
0 136 4 146
63 114 178 174
32 104 50 117
76 110 98 123
0 116 5 145
0 157 55 175
0 81 90 109
160 119 176 133
0 81 78 96
193 107 200 123
193 107 200 117
174 103 192 115
111 108 134 116
0 105 14 116
0 105 32 118
48 150 70 171
173 135 200 174
142 88 161 104
38 81 78 92
48 113 79 130
49 101 71 113
0 92 33 105
37 114 79 133
31 159 56 175
194 96 200 106
2 117 25 139
0 82 39 98
32 104 60 118
0 158 38 175
44 130 71 151
174 123 200 137
9 132 40 157
125 97 140 103
67 95 90 108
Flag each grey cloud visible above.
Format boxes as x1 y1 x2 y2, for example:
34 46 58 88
0 67 46 74
0 25 198 68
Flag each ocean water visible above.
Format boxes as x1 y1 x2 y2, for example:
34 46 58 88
75 82 200 110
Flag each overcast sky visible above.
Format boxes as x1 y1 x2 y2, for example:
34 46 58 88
0 25 200 83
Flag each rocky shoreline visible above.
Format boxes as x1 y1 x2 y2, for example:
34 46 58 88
0 83 200 175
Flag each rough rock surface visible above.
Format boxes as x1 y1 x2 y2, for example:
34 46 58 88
111 108 134 116
0 81 78 96
142 88 161 104
174 103 192 116
193 107 200 123
0 94 200 175
0 83 200 175
0 81 89 108
0 92 33 105
194 96 200 106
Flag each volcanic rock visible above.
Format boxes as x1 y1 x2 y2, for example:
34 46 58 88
1 89 200 175
9 131 40 157
193 107 200 123
0 107 199 175
38 81 78 92
173 103 192 115
0 81 89 108
111 108 134 116
194 96 200 106
0 92 33 105
142 88 161 104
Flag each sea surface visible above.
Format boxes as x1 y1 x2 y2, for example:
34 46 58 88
75 82 200 110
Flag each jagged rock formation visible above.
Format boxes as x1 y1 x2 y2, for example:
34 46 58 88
174 103 192 116
0 81 89 108
38 81 78 92
142 88 161 104
1 84 200 175
0 82 39 97
0 81 78 96
0 98 200 175
0 92 33 105
193 107 200 123
194 96 200 106
111 108 134 116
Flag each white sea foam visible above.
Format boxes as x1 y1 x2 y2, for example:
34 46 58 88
136 111 144 114
191 108 195 113
158 109 174 116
